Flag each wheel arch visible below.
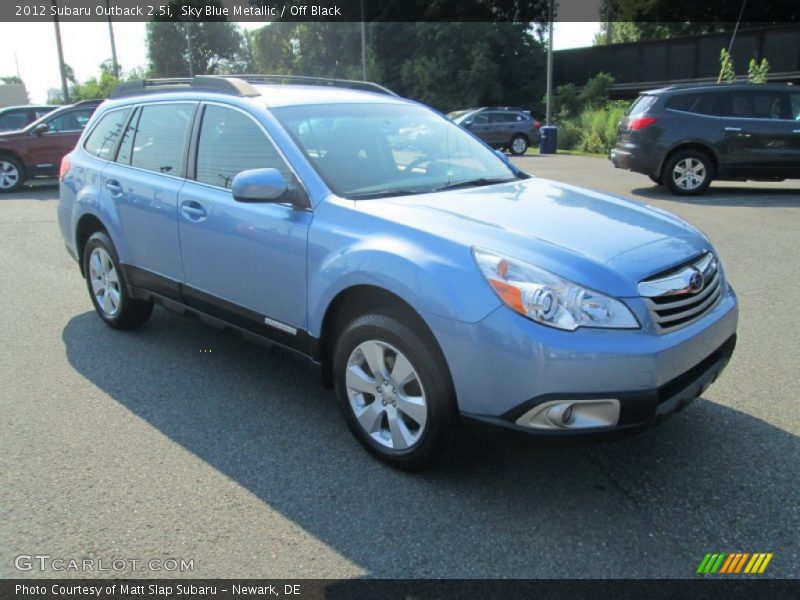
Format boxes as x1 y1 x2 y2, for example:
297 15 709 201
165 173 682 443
658 141 719 180
316 284 452 392
75 213 110 277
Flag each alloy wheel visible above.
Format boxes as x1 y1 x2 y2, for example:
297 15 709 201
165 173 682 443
0 160 20 190
672 157 706 191
345 340 428 451
511 137 527 154
88 247 121 317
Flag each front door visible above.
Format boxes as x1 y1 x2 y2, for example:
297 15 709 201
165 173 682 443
177 104 311 339
720 89 799 178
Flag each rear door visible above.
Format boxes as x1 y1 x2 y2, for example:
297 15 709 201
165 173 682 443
720 89 797 177
100 102 195 285
787 91 800 178
177 103 311 336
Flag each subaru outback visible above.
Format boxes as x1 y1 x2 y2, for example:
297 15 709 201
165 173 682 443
59 76 738 469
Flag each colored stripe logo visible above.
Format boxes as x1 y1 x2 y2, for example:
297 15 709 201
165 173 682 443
696 552 773 574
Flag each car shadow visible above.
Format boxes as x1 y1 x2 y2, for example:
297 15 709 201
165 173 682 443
632 185 800 207
61 309 799 578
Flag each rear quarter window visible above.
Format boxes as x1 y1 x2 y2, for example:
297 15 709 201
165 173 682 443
84 108 131 160
627 95 657 116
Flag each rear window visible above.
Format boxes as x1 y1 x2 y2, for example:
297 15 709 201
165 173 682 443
626 95 657 116
84 108 131 160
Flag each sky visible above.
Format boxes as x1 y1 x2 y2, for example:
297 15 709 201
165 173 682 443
0 21 599 104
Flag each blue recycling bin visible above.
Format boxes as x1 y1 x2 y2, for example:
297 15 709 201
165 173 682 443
539 125 558 154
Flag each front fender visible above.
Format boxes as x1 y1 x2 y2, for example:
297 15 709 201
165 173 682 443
307 203 501 337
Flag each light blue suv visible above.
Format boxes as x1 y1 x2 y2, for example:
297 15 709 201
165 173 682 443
58 76 738 469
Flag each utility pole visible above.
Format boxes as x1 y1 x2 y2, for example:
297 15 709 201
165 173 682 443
545 0 554 126
51 0 70 103
106 0 119 78
360 0 367 80
185 22 194 77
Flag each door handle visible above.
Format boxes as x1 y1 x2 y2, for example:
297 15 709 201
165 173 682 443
180 200 207 220
724 127 742 132
105 180 123 196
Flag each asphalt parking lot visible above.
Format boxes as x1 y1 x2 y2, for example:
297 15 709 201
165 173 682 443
1 155 798 579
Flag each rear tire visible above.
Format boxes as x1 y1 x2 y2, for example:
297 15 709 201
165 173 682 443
333 312 457 470
664 150 714 196
83 231 153 329
0 157 25 193
509 134 529 156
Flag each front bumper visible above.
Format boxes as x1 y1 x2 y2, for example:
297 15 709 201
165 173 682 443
422 282 738 435
468 333 735 437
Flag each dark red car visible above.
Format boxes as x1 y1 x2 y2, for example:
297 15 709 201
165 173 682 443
0 99 101 192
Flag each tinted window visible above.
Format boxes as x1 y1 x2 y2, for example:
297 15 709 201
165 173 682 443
0 111 27 130
471 114 489 125
724 91 790 120
489 113 516 123
792 93 800 120
195 105 292 189
130 104 194 175
84 108 131 160
116 109 138 165
627 95 657 115
46 108 94 132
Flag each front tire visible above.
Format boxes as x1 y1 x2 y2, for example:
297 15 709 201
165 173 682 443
333 312 457 470
509 134 529 156
83 231 153 329
0 157 25 193
664 150 713 196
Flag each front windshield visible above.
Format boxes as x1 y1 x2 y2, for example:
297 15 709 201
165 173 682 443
271 103 518 199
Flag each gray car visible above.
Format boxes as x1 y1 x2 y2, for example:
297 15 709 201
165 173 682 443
449 107 541 155
610 83 800 195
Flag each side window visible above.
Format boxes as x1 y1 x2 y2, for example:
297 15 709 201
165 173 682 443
195 105 293 189
726 91 789 120
791 93 800 121
0 111 26 130
130 103 194 175
471 114 489 125
46 108 94 133
83 108 131 160
489 113 514 123
666 93 703 113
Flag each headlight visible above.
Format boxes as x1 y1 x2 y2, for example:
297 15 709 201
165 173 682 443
473 248 639 331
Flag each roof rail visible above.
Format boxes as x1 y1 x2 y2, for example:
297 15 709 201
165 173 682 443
110 74 398 100
110 76 260 99
234 74 398 96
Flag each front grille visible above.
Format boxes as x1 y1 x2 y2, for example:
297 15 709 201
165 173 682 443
639 253 723 333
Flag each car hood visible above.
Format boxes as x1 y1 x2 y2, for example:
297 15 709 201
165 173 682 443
357 177 711 297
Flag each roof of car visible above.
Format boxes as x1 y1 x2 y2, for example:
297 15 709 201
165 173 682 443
0 104 55 112
644 82 796 95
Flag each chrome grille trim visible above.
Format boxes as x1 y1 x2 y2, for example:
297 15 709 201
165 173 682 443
639 252 724 333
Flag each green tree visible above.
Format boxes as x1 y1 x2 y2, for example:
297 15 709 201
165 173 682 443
146 0 245 77
718 48 736 83
1 75 23 84
579 72 614 109
70 60 120 100
747 57 769 83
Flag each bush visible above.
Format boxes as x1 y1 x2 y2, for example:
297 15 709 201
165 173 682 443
556 120 581 150
556 100 629 154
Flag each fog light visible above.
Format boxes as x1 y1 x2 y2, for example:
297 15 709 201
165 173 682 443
516 399 620 430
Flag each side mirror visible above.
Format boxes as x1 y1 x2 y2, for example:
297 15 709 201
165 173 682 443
32 123 49 136
232 168 288 203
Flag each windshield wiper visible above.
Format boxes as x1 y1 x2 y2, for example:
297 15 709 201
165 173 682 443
432 178 516 192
